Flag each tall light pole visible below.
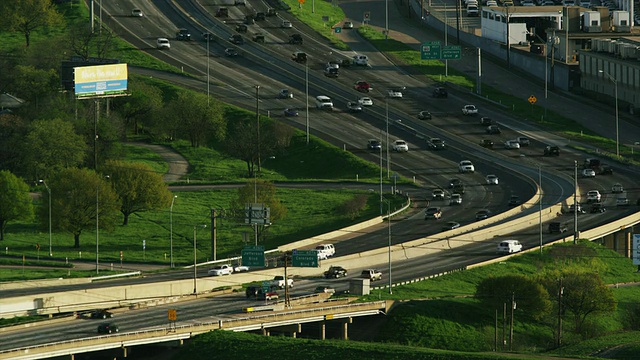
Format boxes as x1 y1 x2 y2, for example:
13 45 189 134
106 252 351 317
305 61 309 144
40 180 52 257
385 0 389 40
505 5 510 68
599 70 619 158
255 85 261 172
385 96 390 179
193 224 206 294
207 33 210 106
387 201 392 294
170 195 177 268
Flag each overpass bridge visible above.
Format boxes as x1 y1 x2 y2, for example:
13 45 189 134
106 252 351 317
0 300 389 360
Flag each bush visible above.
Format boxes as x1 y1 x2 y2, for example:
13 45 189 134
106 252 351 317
337 194 368 220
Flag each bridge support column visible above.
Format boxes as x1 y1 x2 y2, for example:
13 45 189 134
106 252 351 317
262 327 270 336
340 317 353 340
122 346 128 358
320 321 326 340
69 355 75 360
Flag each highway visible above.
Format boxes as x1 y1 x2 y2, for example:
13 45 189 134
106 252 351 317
1 0 638 353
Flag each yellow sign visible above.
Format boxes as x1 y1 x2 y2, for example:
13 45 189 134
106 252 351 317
528 95 537 104
168 309 177 321
298 0 304 3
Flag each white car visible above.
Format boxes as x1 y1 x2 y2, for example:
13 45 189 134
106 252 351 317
131 8 144 17
387 88 404 98
208 264 234 276
281 20 292 28
156 38 171 49
358 97 373 106
581 168 596 178
233 265 250 272
486 0 498 5
504 140 521 149
458 160 475 173
315 244 335 258
462 105 478 115
392 140 409 152
432 189 445 200
449 193 462 205
485 175 499 185
587 190 601 202
315 95 333 109
611 183 624 193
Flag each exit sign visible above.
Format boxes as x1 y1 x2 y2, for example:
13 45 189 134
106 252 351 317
292 250 318 267
241 246 265 267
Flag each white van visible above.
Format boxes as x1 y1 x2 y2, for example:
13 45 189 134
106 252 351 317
315 244 335 259
353 54 369 66
496 240 523 254
466 5 479 17
315 95 333 109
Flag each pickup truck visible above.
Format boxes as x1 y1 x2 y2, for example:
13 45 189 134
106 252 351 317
462 104 478 116
208 264 234 276
270 276 293 289
361 269 382 281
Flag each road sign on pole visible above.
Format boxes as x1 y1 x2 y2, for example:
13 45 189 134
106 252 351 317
421 41 441 60
528 95 537 104
335 27 342 33
633 234 640 265
441 45 462 59
292 249 318 267
241 245 265 267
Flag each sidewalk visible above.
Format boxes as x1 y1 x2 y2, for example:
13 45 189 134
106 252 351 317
337 0 640 148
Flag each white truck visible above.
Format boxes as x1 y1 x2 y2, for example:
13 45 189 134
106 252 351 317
462 104 478 116
270 276 293 289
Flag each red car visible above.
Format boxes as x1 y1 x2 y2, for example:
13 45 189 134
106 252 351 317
354 80 372 92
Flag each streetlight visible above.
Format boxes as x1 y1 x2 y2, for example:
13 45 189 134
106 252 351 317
382 199 393 294
193 224 207 294
385 96 390 179
170 195 177 268
39 180 52 257
599 70 619 158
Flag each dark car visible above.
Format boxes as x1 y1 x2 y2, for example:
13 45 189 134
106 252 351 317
427 138 446 150
244 14 255 24
590 203 606 213
418 110 432 120
90 310 113 319
324 265 348 278
254 12 266 21
598 164 614 175
452 183 465 194
252 33 265 43
284 108 299 117
480 117 493 125
215 7 229 17
246 284 278 298
229 34 244 45
347 101 363 112
289 34 303 44
176 28 191 41
433 87 448 98
475 209 491 221
224 48 239 57
425 207 443 220
257 289 279 301
486 125 501 134
480 139 494 148
97 323 119 334
548 222 568 233
449 178 461 188
442 221 460 231
266 8 278 16
544 145 560 156
508 195 520 206
367 139 382 151
236 24 248 33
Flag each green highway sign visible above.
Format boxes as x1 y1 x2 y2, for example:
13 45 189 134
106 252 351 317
292 250 318 267
441 45 462 59
241 246 265 267
335 27 342 33
421 41 441 60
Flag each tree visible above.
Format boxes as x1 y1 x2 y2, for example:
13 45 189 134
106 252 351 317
164 91 225 147
475 274 551 321
224 116 293 177
67 22 117 60
0 0 64 47
113 80 163 135
0 114 29 174
22 118 87 180
557 271 616 334
232 180 287 222
11 65 59 104
42 168 120 248
103 160 172 225
0 170 34 240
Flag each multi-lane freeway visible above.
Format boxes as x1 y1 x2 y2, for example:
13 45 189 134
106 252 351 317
1 0 639 353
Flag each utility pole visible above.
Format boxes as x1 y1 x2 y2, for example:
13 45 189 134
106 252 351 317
509 293 515 351
283 252 291 308
211 208 217 261
557 278 564 346
573 160 578 244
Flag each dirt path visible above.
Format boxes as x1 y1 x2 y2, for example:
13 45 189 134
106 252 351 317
127 142 188 182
